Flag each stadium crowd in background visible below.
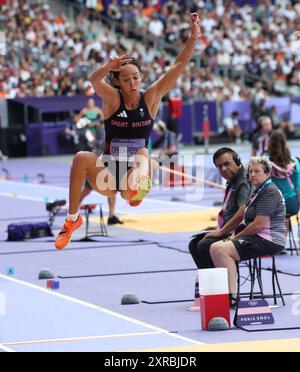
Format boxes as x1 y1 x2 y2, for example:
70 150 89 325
1 0 300 106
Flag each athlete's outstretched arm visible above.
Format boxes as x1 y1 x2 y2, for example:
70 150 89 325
147 14 201 101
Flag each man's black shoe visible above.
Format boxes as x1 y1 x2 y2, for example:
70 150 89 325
107 215 124 225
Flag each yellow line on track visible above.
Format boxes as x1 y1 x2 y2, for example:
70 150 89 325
2 331 162 347
129 338 300 352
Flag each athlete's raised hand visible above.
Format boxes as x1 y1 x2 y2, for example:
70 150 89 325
107 54 133 72
190 13 201 40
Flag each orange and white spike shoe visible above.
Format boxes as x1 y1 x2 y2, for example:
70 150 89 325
55 215 83 250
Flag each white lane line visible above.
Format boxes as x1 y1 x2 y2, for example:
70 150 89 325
0 180 207 210
0 274 204 347
0 192 45 203
0 343 15 353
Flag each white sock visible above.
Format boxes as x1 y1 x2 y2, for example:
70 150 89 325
67 212 79 222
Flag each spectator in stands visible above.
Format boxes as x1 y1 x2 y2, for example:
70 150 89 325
0 81 6 99
2 0 300 101
148 14 164 47
152 120 178 157
209 157 286 306
143 0 159 19
107 0 122 22
222 111 242 144
75 98 105 153
252 81 268 111
280 117 296 139
267 105 281 129
189 148 251 274
269 130 300 217
252 116 273 157
288 66 300 86
85 0 104 21
134 3 149 43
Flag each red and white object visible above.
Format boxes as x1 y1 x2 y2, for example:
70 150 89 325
169 97 183 119
198 268 230 330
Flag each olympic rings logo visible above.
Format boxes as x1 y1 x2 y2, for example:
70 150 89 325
249 300 258 307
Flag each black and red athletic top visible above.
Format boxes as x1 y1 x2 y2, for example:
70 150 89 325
103 92 155 159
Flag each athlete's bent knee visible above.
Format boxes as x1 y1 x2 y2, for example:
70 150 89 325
73 151 88 165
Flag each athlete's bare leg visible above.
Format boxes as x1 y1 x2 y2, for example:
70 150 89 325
69 151 117 214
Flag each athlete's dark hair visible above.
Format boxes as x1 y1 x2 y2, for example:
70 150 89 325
108 59 142 88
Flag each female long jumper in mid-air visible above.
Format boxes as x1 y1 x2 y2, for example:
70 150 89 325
55 13 201 250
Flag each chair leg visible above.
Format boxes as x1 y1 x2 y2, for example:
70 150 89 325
249 259 255 300
297 215 300 243
291 218 299 256
298 215 300 255
291 219 300 256
236 262 241 302
272 256 286 306
288 218 294 256
287 217 299 256
238 257 285 306
256 258 265 299
99 204 108 237
272 256 277 305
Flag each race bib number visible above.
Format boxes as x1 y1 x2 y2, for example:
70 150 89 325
110 138 146 161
